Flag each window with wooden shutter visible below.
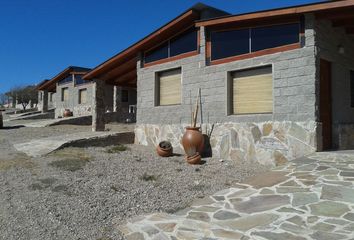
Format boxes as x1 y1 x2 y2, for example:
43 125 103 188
156 68 181 106
61 87 69 102
231 66 273 114
79 88 87 104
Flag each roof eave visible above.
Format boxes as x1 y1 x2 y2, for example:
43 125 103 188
196 0 354 27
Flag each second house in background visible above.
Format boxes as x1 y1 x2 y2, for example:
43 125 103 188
37 66 137 120
37 66 94 118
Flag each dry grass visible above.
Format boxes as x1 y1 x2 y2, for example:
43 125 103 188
48 148 92 172
106 144 128 153
0 154 35 171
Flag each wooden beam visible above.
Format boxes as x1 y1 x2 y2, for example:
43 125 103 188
316 9 354 20
99 57 137 81
196 0 354 27
332 18 354 27
109 69 137 85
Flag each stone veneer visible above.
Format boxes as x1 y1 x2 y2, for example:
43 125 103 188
135 121 317 166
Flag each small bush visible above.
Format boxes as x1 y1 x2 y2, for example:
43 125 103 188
140 173 158 182
106 144 128 153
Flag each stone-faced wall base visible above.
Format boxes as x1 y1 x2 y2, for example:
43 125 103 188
135 121 318 166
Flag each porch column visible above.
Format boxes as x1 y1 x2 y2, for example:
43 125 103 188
92 79 106 131
113 86 117 112
41 90 48 113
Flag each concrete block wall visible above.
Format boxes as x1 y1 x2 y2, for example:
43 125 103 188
137 14 317 125
315 19 354 149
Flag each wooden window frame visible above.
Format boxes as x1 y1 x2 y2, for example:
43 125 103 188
78 88 87 105
207 18 304 66
154 67 182 106
227 65 273 116
61 87 69 102
144 26 200 68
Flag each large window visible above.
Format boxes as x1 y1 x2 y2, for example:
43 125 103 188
58 75 73 85
156 68 181 106
75 74 91 85
229 66 273 115
211 29 249 61
78 88 87 104
61 88 69 102
211 23 300 61
251 23 300 52
145 28 198 64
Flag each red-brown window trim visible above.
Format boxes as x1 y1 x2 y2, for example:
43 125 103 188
206 18 303 66
210 43 301 66
144 50 199 68
142 27 200 68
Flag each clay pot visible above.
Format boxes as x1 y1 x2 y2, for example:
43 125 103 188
63 109 72 117
156 141 173 157
185 153 201 164
181 127 204 157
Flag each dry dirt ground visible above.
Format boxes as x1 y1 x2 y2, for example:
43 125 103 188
0 123 268 240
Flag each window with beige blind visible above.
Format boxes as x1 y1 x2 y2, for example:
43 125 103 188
229 66 273 115
61 87 69 102
155 68 181 106
79 88 87 104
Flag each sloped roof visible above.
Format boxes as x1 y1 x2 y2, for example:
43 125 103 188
38 66 91 91
82 3 230 85
196 0 354 27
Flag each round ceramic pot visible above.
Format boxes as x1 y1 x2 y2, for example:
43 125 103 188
63 109 72 118
181 127 204 157
156 141 173 157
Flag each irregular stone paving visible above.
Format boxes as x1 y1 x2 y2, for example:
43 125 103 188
118 151 354 239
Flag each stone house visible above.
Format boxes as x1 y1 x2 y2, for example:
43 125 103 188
38 66 137 121
37 66 94 118
84 1 354 165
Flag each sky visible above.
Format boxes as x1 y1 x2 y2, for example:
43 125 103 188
0 0 325 94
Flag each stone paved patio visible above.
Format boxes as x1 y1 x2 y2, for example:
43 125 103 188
118 151 354 240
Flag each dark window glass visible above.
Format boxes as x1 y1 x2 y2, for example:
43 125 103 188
251 23 299 52
75 74 90 85
58 75 73 85
211 29 250 60
351 71 354 107
145 42 169 63
170 29 198 57
121 90 129 102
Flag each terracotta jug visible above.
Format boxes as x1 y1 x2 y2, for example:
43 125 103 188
181 127 204 157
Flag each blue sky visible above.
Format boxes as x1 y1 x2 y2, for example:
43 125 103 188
0 0 324 94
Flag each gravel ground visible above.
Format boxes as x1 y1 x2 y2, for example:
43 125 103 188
0 124 269 240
